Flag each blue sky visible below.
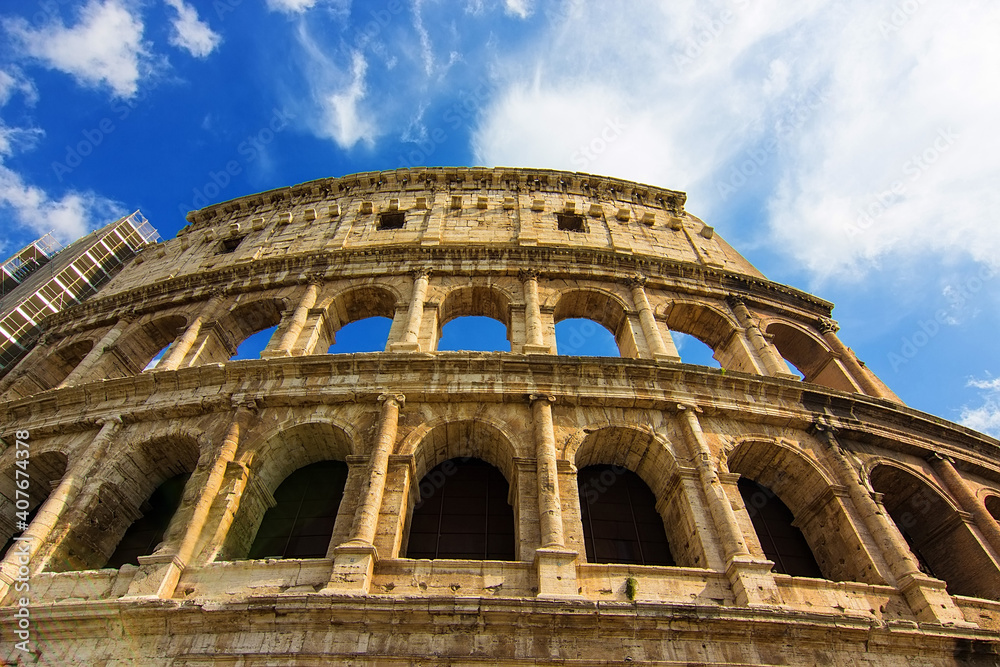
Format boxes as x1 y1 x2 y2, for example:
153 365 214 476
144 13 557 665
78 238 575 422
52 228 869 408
1 0 998 436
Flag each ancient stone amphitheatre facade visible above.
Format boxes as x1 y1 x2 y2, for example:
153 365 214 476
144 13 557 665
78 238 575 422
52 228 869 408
2 167 1000 664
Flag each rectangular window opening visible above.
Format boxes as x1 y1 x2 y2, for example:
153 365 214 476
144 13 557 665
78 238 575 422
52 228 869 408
378 212 406 230
557 213 586 232
217 236 246 254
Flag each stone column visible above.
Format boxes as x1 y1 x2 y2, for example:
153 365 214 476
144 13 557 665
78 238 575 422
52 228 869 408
628 275 679 361
157 293 225 371
677 404 782 607
0 416 122 598
268 281 321 357
390 271 429 352
56 316 132 387
726 295 795 379
326 394 404 593
521 270 550 354
813 423 973 626
817 318 890 398
530 394 579 598
124 402 257 599
928 453 1000 559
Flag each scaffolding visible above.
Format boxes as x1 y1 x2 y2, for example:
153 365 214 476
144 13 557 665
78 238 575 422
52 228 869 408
0 211 159 375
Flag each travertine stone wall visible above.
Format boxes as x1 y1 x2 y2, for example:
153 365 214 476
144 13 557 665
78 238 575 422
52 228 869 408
0 168 997 665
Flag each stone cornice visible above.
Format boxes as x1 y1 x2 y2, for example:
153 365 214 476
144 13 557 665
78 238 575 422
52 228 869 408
37 244 833 336
2 353 996 477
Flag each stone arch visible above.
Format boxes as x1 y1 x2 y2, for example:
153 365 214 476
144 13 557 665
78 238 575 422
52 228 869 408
665 300 758 373
726 438 884 584
764 321 859 392
224 421 355 560
94 313 189 379
985 494 1000 523
192 296 287 364
1 449 68 557
552 288 637 357
319 284 400 353
572 426 706 568
30 338 94 390
47 433 201 571
403 420 523 558
434 284 514 351
869 462 1000 599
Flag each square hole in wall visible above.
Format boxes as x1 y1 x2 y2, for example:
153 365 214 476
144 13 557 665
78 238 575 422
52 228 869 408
378 212 406 230
557 213 586 232
217 236 246 254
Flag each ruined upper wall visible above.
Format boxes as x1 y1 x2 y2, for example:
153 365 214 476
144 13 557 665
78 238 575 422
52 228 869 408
101 167 765 296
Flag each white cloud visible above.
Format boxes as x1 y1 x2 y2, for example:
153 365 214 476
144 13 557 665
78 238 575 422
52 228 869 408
5 0 155 99
0 120 123 246
0 67 37 107
164 0 221 58
293 23 375 149
472 0 1000 285
961 377 1000 438
504 0 533 19
267 0 318 12
320 51 375 149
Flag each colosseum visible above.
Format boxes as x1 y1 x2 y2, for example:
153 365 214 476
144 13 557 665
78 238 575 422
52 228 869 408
2 166 1000 665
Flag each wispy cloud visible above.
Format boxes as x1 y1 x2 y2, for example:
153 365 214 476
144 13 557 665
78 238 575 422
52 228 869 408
0 67 37 107
265 0 351 14
164 0 221 58
504 0 533 19
961 377 1000 438
471 0 1000 286
321 50 375 149
4 0 158 99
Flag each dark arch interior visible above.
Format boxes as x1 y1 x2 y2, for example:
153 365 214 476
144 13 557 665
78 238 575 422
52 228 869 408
106 472 191 568
738 478 822 578
986 496 1000 523
249 460 348 559
407 458 515 560
578 465 674 566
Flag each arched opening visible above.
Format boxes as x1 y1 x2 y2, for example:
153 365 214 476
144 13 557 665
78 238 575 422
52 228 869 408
322 286 398 354
34 339 93 389
555 318 620 357
248 460 348 559
673 331 720 368
143 342 173 370
189 299 285 365
578 465 674 565
571 426 708 568
438 316 511 352
870 464 1000 599
986 495 1000 523
738 478 822 578
1 450 68 558
105 472 191 568
46 435 200 572
222 422 354 561
327 317 393 353
406 458 515 560
766 322 858 391
98 315 188 378
436 286 512 352
665 303 757 373
553 290 633 357
726 439 882 584
231 325 278 360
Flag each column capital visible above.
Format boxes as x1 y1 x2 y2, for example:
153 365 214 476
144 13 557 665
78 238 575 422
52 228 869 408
529 393 556 405
96 415 124 428
817 317 840 334
378 393 405 408
410 269 431 281
626 274 648 289
231 397 260 415
725 293 746 310
114 307 137 324
518 268 541 282
304 272 325 286
926 452 955 466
